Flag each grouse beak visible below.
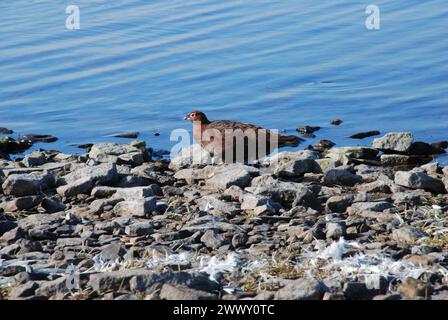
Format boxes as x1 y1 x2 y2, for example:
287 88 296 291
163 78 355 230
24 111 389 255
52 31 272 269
184 115 190 121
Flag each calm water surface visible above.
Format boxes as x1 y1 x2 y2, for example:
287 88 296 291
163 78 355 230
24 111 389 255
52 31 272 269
0 1 447 163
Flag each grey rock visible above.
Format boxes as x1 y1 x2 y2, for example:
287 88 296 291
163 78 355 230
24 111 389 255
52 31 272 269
248 175 314 203
40 197 66 213
116 152 145 166
200 230 226 249
0 220 17 236
2 171 54 196
114 293 140 300
262 150 319 165
125 222 154 236
57 177 93 197
95 221 120 233
372 132 413 152
206 164 257 190
1 264 27 277
16 212 65 232
159 284 217 300
357 179 392 194
113 185 161 200
343 281 383 300
0 227 24 243
89 142 145 165
56 237 84 247
58 163 118 186
9 281 38 298
89 270 218 294
326 222 346 240
223 185 244 202
347 201 393 215
443 166 448 176
420 162 441 175
324 169 362 186
231 233 248 248
326 147 379 161
372 294 402 300
392 227 427 243
29 227 57 240
182 215 243 234
2 195 41 212
35 276 68 297
89 198 124 215
395 170 445 194
196 196 240 215
113 197 157 217
325 195 354 213
240 193 270 210
88 270 152 292
169 144 212 171
292 185 319 209
22 151 47 167
392 190 429 206
274 278 327 300
100 242 127 261
91 186 117 198
380 154 412 166
116 175 144 188
315 158 341 173
174 166 216 184
131 271 219 294
274 159 321 178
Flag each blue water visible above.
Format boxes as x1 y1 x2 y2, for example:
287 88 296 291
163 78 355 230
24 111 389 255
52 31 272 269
0 1 447 164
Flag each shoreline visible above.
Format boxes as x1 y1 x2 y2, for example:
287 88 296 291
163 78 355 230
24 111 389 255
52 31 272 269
1 131 448 300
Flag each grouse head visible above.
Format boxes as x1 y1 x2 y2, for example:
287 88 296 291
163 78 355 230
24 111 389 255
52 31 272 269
184 111 210 124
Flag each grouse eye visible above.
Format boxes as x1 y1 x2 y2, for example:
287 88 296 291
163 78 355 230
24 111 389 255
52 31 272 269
190 113 196 118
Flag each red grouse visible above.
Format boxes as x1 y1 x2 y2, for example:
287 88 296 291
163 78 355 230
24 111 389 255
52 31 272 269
184 110 301 163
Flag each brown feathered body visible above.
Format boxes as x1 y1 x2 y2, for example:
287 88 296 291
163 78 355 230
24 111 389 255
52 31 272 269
186 111 301 163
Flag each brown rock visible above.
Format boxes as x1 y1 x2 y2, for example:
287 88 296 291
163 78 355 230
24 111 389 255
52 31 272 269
398 277 431 299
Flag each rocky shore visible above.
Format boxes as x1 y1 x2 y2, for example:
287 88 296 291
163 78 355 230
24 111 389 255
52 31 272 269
1 131 448 300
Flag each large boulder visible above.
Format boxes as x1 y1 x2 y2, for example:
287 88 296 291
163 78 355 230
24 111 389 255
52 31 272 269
372 132 413 153
394 170 446 194
113 197 157 217
89 142 146 166
58 163 118 186
56 177 93 198
2 171 54 197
